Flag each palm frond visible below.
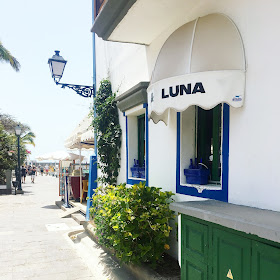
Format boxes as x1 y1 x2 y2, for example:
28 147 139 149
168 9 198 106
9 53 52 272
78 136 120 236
21 132 36 147
23 131 36 138
0 41 20 71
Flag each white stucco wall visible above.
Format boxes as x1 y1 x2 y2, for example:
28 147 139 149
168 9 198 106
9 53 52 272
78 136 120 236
225 2 280 211
95 37 149 95
145 0 280 211
95 0 280 213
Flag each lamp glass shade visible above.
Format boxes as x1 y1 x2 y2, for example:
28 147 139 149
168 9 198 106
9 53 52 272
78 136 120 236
15 125 21 136
50 60 66 78
48 51 67 82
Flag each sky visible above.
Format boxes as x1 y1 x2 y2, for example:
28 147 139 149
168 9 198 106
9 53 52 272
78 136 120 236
0 0 94 160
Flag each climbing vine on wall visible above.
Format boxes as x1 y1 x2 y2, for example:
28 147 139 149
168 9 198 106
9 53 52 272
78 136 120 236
91 79 122 185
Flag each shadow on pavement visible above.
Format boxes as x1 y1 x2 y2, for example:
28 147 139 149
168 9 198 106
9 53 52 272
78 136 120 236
22 190 34 195
41 205 59 209
70 231 137 280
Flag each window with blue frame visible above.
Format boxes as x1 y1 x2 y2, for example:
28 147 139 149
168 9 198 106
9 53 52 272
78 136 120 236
176 104 229 202
125 104 149 185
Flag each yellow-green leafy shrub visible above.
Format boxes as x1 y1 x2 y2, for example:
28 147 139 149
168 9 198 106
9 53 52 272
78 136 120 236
90 182 175 266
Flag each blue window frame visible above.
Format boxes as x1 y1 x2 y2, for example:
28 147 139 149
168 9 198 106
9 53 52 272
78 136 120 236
176 104 229 202
125 104 149 186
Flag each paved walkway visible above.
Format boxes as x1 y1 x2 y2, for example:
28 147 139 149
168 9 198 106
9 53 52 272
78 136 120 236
0 175 96 280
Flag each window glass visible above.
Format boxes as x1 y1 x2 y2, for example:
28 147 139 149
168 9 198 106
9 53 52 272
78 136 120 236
138 114 145 167
196 105 221 183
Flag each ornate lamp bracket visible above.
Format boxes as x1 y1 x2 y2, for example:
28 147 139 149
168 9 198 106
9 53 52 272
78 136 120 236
55 81 95 98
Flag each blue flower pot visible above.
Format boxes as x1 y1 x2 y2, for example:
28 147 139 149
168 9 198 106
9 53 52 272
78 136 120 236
184 168 210 185
131 167 139 178
138 167 145 179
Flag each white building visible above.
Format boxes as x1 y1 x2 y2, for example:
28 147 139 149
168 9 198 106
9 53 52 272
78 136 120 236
92 1 280 277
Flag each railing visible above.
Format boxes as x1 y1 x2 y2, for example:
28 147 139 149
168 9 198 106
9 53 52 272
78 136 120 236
95 0 106 18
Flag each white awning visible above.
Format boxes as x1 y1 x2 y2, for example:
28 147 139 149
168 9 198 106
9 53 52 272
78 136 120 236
148 13 246 124
64 114 94 150
36 152 53 161
36 151 83 161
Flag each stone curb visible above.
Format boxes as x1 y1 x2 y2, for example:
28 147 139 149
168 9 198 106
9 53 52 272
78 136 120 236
83 221 162 280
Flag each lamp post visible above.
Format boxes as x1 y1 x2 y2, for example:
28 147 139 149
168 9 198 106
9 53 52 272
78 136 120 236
48 51 95 207
48 51 94 98
15 124 22 193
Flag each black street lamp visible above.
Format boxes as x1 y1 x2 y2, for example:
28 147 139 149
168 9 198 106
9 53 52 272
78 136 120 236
48 50 95 208
48 51 94 98
15 124 23 193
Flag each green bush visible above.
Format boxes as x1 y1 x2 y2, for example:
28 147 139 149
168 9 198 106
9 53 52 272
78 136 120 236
90 182 175 266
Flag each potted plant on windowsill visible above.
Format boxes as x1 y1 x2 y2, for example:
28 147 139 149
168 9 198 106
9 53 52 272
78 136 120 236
130 159 145 178
184 158 210 185
131 159 139 178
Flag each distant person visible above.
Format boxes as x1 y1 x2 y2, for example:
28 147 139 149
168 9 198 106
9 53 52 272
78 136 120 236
31 166 36 183
21 165 26 184
45 166 49 176
40 166 44 176
27 165 31 176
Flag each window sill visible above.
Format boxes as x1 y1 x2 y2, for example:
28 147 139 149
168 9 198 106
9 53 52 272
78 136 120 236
181 183 222 193
127 177 146 185
128 177 146 181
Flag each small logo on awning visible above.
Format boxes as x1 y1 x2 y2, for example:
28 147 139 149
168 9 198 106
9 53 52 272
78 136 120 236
151 92 154 103
232 95 242 102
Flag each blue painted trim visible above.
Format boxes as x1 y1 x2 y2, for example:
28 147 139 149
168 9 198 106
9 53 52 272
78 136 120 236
123 112 126 116
221 104 229 202
176 104 229 202
86 155 97 220
127 178 146 185
126 116 128 183
145 103 149 186
126 104 149 186
176 112 181 192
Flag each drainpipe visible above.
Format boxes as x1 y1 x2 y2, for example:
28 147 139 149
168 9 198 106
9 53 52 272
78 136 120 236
92 1 97 157
86 0 98 220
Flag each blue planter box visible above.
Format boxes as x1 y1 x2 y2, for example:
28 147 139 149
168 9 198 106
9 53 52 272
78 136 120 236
184 168 210 185
138 167 145 179
131 167 139 178
130 167 145 179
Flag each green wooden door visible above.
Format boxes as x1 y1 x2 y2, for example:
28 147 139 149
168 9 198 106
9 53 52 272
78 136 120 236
212 228 251 280
252 241 280 280
181 217 209 280
181 215 280 280
184 260 208 280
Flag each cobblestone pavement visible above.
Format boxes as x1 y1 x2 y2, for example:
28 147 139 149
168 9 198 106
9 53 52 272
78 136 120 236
0 175 97 280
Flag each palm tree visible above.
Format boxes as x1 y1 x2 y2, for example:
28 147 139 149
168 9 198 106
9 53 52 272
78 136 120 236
21 131 36 147
0 41 20 71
